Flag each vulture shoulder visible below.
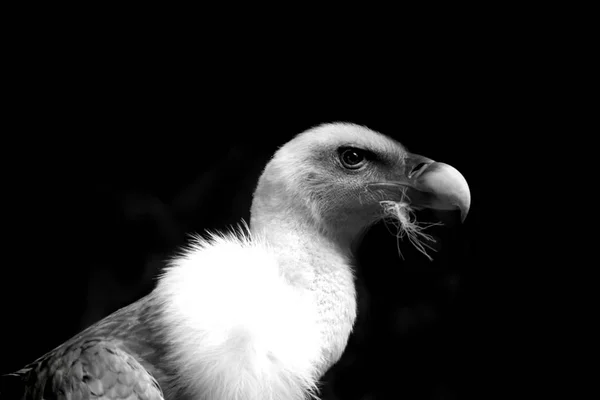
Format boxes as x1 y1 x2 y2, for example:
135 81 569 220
2 341 164 399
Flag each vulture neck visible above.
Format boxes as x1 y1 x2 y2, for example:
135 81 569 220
250 183 358 372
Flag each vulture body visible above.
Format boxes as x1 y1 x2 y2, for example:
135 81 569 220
1 123 470 400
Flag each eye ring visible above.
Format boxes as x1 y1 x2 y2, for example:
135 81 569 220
340 148 367 169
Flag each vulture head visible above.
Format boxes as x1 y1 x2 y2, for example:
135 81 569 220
251 122 470 256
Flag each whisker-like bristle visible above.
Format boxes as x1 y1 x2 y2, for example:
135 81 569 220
379 200 441 261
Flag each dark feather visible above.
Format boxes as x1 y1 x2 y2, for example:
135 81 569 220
1 295 173 400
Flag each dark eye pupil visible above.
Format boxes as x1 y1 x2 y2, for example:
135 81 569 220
342 149 364 166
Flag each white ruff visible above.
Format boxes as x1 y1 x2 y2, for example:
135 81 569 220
155 229 323 400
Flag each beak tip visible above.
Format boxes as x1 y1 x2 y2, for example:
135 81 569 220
458 188 471 223
415 161 471 222
460 207 470 223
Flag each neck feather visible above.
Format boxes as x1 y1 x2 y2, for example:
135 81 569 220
251 196 358 371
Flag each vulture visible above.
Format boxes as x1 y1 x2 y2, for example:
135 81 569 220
1 123 470 400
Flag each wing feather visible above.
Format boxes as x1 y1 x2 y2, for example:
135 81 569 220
3 338 164 400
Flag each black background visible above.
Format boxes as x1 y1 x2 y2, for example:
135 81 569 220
0 22 524 399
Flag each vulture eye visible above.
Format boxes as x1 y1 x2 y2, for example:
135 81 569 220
339 148 367 169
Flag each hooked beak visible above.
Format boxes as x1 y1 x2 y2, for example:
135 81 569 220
399 154 471 222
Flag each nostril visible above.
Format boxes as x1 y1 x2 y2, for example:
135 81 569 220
409 162 429 178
